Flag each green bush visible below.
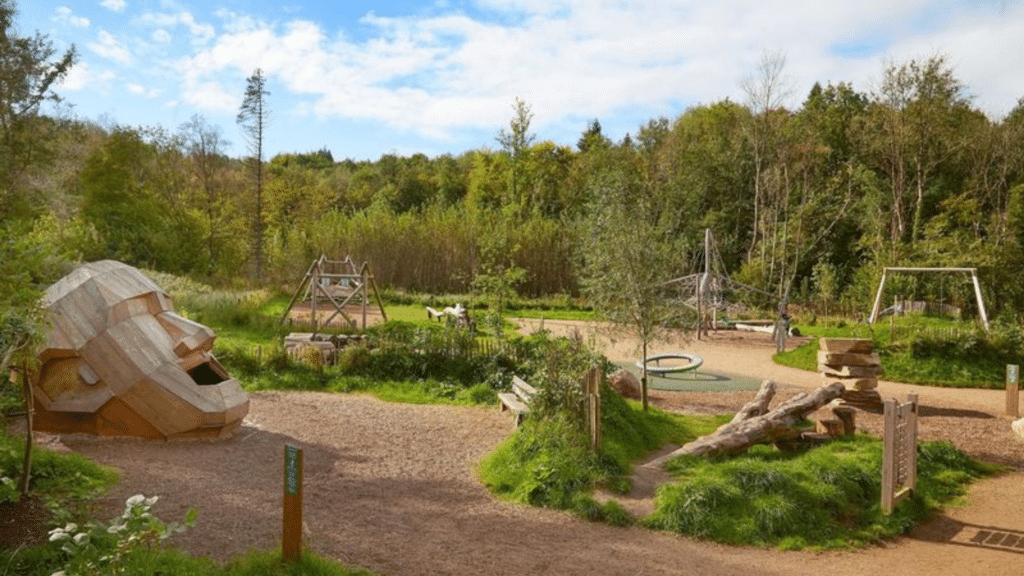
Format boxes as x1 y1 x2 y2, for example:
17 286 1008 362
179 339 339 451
47 494 196 576
479 413 623 510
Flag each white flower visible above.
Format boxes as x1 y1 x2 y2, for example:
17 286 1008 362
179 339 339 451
126 494 146 507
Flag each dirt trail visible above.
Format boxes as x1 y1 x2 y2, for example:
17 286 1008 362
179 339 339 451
41 321 1024 576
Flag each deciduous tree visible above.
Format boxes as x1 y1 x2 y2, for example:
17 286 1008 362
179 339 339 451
0 0 76 218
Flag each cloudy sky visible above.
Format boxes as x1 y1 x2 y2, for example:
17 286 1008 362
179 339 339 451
17 0 1024 161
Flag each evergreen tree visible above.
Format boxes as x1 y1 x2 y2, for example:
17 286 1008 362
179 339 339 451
237 68 271 282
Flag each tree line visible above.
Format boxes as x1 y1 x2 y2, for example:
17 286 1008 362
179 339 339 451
4 0 1024 327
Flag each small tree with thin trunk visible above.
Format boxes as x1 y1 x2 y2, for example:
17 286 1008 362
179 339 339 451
580 162 685 410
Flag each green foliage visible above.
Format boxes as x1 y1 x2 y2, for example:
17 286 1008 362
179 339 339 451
580 153 691 408
0 219 55 369
478 413 623 511
0 0 77 220
4 544 378 576
47 494 196 576
0 426 117 514
221 551 381 576
5 498 375 576
515 330 606 425
646 437 996 549
600 390 727 466
479 377 719 524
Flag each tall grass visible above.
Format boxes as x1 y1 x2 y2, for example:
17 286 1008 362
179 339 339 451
646 437 999 549
284 206 580 296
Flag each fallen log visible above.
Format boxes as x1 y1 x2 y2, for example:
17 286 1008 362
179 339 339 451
730 380 776 423
645 382 846 466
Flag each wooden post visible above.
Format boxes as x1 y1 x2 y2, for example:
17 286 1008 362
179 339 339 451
1007 364 1020 418
882 394 918 515
361 267 368 330
583 368 602 451
282 443 303 563
311 262 319 337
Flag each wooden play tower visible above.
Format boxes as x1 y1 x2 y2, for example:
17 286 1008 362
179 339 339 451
279 255 387 334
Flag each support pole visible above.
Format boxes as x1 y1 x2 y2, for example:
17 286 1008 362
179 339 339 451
311 261 319 337
361 267 368 330
870 269 889 325
970 271 990 332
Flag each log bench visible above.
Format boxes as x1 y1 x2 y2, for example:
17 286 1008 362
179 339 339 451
498 375 537 427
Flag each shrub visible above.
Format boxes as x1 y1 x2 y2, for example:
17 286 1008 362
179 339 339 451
479 413 623 509
47 494 196 576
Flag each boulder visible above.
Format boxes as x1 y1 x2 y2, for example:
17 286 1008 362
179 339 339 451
1013 418 1024 442
609 369 642 400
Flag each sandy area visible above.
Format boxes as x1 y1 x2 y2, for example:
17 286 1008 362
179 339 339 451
19 321 1024 575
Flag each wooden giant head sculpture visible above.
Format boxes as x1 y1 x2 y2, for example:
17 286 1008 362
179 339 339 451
32 261 249 439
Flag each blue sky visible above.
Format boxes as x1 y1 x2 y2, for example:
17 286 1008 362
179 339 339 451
16 0 1024 161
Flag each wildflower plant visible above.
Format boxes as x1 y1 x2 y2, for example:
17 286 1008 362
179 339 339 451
47 494 196 576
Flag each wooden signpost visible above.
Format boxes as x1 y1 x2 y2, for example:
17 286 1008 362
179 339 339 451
1006 364 1020 418
882 394 918 515
582 367 603 451
282 443 303 563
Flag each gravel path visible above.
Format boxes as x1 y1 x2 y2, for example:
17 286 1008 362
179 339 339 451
46 324 1024 576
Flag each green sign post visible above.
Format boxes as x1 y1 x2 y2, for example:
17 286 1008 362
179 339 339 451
282 443 303 562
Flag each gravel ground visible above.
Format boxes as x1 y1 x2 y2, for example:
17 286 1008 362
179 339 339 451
9 324 1024 576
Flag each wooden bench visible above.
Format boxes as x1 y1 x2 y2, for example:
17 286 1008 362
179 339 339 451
498 375 537 427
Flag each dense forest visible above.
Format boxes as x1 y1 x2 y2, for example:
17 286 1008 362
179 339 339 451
4 0 1024 325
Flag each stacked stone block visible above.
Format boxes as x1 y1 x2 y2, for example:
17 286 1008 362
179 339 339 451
819 338 884 409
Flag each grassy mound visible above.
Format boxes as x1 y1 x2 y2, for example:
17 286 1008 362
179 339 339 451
478 387 723 524
647 437 999 549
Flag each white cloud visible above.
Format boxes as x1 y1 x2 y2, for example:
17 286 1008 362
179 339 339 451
152 29 172 43
58 63 119 95
138 11 216 43
54 7 90 28
88 30 132 64
166 0 1021 146
127 82 162 98
57 62 91 91
181 80 242 113
100 0 128 12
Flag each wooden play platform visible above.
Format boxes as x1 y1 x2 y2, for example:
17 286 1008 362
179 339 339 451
279 255 387 334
